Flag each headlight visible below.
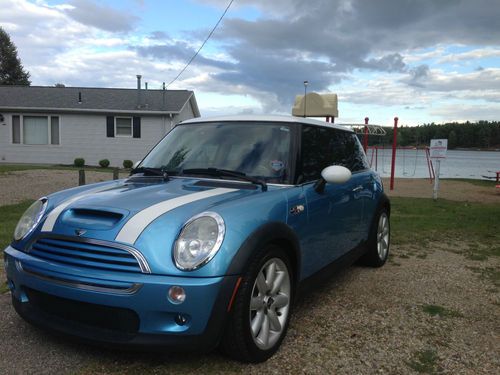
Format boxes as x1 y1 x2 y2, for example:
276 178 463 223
14 198 48 241
173 212 225 271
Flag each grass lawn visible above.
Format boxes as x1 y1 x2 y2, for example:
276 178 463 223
0 201 34 251
390 197 500 259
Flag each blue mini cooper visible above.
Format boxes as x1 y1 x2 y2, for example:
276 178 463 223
4 115 390 362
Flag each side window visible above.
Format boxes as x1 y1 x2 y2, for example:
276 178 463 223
350 134 370 171
300 125 336 182
329 130 370 172
300 126 370 183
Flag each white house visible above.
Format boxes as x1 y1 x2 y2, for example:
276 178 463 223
0 77 200 167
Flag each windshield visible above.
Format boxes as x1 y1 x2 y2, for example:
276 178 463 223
139 122 293 184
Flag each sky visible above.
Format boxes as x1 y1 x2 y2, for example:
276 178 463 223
1 0 500 126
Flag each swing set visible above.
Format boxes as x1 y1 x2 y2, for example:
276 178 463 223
350 117 435 190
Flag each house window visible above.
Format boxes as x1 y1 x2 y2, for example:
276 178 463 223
115 117 132 137
24 116 49 144
11 115 60 145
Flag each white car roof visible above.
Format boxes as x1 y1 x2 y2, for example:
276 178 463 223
180 115 354 132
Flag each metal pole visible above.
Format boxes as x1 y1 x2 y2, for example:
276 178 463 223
363 117 369 152
375 147 378 171
390 117 398 191
303 80 308 118
433 159 441 200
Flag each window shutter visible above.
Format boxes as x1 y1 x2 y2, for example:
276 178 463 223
106 116 114 137
133 117 141 138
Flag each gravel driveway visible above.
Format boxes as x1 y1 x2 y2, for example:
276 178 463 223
0 170 498 374
0 247 498 374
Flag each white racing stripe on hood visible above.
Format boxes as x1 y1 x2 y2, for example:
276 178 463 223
115 187 237 245
41 184 117 232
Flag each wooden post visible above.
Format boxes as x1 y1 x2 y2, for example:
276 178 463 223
113 168 119 180
433 159 441 201
78 169 85 186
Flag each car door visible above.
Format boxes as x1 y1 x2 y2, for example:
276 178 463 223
295 125 362 279
348 134 378 240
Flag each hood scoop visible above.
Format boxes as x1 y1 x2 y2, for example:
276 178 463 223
60 208 125 230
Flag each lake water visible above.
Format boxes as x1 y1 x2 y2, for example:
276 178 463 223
367 148 500 180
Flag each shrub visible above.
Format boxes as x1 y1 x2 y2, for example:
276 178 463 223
99 159 110 168
123 159 133 169
74 158 85 168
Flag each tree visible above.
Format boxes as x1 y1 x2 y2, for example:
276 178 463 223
448 130 457 149
0 27 30 85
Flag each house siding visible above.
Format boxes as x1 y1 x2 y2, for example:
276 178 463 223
0 113 169 167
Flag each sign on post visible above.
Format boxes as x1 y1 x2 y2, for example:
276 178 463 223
430 139 448 200
430 139 448 159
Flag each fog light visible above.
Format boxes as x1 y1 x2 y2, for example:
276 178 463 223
168 286 186 304
175 313 188 326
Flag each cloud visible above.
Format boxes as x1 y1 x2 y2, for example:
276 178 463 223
430 103 500 122
2 0 500 122
64 0 139 32
135 42 233 71
402 67 500 92
187 0 500 111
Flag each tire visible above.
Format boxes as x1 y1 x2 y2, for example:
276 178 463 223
361 208 390 267
220 245 293 363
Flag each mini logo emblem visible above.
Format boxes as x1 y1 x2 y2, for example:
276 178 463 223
75 229 86 236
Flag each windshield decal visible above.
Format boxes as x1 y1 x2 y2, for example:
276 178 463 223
270 160 285 172
115 187 237 245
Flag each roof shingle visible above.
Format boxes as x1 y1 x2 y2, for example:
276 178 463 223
0 85 195 114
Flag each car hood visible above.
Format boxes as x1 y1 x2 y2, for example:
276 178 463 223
22 177 291 276
44 177 256 238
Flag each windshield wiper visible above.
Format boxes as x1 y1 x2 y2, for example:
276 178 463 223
130 166 170 181
182 168 267 191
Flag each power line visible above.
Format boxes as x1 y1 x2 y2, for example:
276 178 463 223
166 0 235 88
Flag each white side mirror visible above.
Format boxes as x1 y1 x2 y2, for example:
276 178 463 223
321 165 352 184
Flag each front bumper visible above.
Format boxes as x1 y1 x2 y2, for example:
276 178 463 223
4 246 238 352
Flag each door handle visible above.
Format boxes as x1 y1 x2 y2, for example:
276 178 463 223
352 185 363 192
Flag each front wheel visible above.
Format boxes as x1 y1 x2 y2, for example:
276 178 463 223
361 208 390 267
220 246 293 362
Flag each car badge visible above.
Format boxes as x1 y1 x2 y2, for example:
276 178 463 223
75 229 87 237
290 205 305 215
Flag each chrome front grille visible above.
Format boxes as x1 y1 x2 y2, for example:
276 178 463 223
29 236 150 274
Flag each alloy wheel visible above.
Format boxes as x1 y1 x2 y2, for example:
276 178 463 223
249 257 291 350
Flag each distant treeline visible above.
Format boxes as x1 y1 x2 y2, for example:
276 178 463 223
360 121 500 149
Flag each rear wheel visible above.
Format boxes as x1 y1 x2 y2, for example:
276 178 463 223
220 245 293 362
361 208 390 267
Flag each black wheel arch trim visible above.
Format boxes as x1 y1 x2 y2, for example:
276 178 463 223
226 222 301 285
368 192 391 240
377 192 391 216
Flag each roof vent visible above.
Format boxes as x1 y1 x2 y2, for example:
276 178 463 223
136 75 142 108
